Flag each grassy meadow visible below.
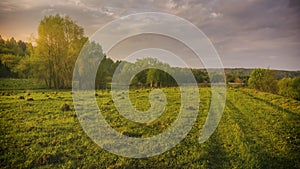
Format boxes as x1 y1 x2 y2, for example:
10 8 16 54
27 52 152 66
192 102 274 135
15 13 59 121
0 79 299 168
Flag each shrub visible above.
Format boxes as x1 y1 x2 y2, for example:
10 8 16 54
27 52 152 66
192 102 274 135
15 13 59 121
248 68 278 93
278 77 300 100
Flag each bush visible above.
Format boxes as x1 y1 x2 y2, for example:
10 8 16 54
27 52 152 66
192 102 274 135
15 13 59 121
278 77 300 100
248 68 278 93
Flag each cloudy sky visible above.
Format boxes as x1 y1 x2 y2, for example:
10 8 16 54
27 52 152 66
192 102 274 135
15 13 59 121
0 0 299 70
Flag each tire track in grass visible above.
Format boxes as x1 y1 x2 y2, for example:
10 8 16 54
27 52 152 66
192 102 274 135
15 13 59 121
237 89 300 154
227 89 299 168
226 100 271 168
217 103 260 168
200 129 232 169
241 88 300 114
196 88 235 169
238 89 300 167
240 89 300 117
201 89 260 168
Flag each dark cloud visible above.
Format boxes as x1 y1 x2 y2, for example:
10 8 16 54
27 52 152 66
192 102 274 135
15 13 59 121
288 0 300 8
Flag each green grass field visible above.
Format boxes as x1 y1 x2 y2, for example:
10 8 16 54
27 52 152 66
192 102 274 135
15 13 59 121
0 79 299 168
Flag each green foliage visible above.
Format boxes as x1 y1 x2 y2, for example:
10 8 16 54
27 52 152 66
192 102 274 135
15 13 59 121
1 29 299 90
225 72 243 83
0 36 31 56
211 72 225 83
130 69 148 87
116 58 199 88
34 14 86 89
0 54 21 72
278 77 300 100
192 69 209 83
0 35 33 78
0 78 46 90
74 41 105 89
224 68 252 84
96 55 119 89
114 58 176 88
292 77 300 100
146 68 161 87
248 68 278 93
13 56 32 78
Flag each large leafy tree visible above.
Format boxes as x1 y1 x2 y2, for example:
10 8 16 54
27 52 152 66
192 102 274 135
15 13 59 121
35 14 86 88
248 68 278 93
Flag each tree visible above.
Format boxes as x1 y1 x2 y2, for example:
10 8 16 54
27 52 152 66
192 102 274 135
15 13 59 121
248 68 278 93
96 55 116 89
292 77 300 100
34 14 86 88
73 41 103 89
0 54 20 77
147 68 161 87
130 69 147 87
0 35 34 78
142 58 171 87
278 77 300 100
14 56 32 78
191 69 209 83
114 58 176 88
211 72 225 83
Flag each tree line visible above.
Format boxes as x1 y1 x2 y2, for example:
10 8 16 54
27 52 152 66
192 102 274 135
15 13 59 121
0 14 299 100
0 35 34 78
248 68 300 100
0 14 211 89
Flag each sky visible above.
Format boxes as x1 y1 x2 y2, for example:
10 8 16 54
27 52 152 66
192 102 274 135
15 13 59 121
0 0 300 70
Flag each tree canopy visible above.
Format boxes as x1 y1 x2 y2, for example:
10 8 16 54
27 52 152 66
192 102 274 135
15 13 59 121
248 68 278 93
0 35 33 78
278 77 300 100
34 14 87 89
